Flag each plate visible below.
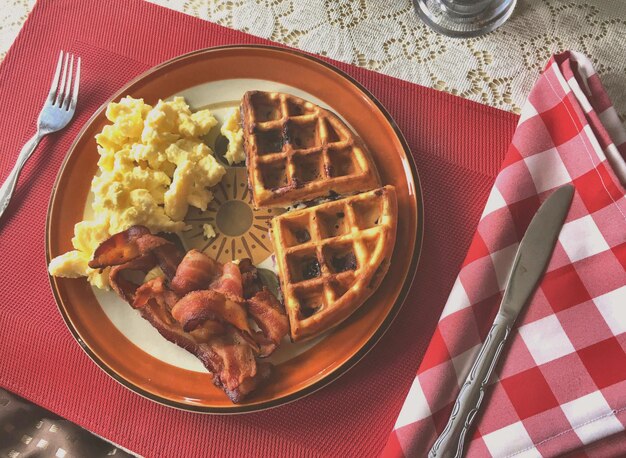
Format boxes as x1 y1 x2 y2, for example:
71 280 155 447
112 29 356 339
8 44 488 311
46 45 423 413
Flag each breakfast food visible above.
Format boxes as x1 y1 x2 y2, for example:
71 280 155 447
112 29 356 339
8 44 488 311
90 225 289 403
202 223 217 240
269 185 397 341
220 107 245 165
48 96 226 288
48 88 401 405
241 90 380 208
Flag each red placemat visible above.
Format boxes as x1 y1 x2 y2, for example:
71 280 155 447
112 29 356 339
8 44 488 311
0 0 517 456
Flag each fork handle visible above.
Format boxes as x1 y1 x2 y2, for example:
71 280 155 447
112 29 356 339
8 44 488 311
0 133 42 220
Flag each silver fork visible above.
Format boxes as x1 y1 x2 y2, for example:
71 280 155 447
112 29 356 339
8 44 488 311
0 51 81 220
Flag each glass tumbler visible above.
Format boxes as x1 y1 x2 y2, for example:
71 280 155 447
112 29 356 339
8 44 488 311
414 0 517 38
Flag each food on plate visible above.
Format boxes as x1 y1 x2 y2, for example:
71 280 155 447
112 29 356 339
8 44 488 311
269 185 397 341
49 87 401 405
241 90 380 208
90 225 289 403
202 223 216 240
48 96 226 288
220 107 245 165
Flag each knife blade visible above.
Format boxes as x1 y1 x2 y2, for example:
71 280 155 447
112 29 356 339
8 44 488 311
428 184 575 458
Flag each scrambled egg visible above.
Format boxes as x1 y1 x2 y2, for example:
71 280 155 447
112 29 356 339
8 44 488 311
49 96 226 288
202 223 216 240
220 107 245 165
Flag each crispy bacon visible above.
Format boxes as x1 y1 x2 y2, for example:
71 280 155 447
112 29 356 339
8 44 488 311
137 296 268 403
171 290 245 332
130 279 266 402
89 226 150 269
136 278 233 342
209 333 272 402
239 258 263 299
170 250 222 296
171 290 259 353
93 227 289 403
133 277 179 311
211 261 244 301
91 226 183 303
247 288 290 357
89 225 183 281
153 243 184 280
90 226 157 268
239 261 288 356
188 321 227 341
109 254 157 303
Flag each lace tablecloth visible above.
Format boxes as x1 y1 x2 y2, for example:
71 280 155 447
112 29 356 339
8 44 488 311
2 0 626 116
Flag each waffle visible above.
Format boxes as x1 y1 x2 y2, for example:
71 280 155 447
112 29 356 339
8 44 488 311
269 185 397 341
241 91 380 208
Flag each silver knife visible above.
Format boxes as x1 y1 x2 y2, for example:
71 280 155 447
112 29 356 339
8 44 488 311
428 184 574 458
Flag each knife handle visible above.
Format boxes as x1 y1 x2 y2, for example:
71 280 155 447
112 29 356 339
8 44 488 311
428 319 512 458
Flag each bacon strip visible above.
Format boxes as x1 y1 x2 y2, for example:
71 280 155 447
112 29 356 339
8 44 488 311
211 261 244 301
89 225 183 280
188 321 227 342
209 332 269 400
239 260 289 356
133 279 225 339
136 296 268 403
92 227 288 403
91 226 183 303
131 278 267 402
239 258 263 299
171 290 244 332
153 243 184 280
171 290 259 352
247 288 290 357
133 277 179 311
170 250 221 296
90 226 156 268
109 254 157 303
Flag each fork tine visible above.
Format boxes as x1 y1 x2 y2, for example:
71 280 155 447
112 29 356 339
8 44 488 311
47 51 64 104
70 57 81 112
62 55 74 110
54 53 69 107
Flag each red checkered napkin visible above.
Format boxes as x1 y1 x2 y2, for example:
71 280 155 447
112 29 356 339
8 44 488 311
383 51 626 458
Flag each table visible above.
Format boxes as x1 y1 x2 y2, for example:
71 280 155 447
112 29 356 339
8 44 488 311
2 0 626 117
1 1 625 456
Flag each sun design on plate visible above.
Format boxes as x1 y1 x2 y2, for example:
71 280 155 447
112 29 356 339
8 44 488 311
182 166 285 264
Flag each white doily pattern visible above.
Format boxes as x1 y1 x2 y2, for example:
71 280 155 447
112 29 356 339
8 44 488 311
2 0 625 116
